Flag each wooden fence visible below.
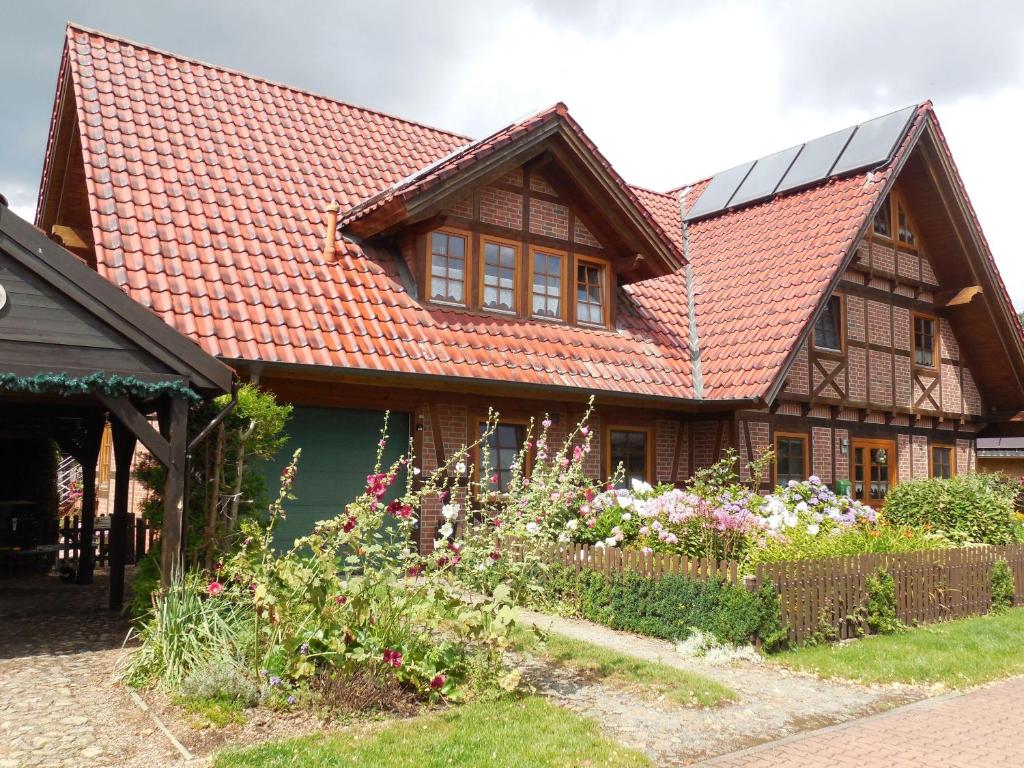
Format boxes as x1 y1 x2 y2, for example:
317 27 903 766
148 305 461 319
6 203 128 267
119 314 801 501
58 515 157 567
544 543 1024 644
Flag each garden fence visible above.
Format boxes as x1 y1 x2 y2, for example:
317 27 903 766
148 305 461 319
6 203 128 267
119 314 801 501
58 514 157 567
543 543 1024 644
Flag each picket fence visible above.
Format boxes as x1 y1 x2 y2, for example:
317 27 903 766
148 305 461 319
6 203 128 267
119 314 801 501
544 542 1024 644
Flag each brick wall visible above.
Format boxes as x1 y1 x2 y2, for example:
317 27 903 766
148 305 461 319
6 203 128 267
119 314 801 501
834 428 849 482
529 198 569 240
574 219 601 248
655 419 678 483
786 343 809 394
479 187 522 230
911 434 929 479
811 426 833 483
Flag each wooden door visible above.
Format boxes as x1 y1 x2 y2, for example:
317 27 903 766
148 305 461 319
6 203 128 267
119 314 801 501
852 439 896 507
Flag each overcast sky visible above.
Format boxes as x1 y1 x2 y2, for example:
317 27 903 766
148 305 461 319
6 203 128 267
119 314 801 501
1 1 1022 308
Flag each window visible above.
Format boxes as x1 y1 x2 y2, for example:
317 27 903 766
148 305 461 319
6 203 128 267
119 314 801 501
913 314 936 368
813 295 843 351
852 439 895 507
608 428 649 487
897 202 917 248
931 445 954 479
429 230 467 305
576 260 606 326
873 193 892 239
480 422 527 492
774 432 808 485
481 239 517 313
531 249 564 320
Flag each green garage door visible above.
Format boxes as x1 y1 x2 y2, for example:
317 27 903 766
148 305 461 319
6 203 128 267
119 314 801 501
258 406 410 548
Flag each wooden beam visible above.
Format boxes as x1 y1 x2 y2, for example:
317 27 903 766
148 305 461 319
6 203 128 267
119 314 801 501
108 420 136 611
50 224 90 250
69 415 104 585
99 394 171 466
160 397 188 585
939 285 983 308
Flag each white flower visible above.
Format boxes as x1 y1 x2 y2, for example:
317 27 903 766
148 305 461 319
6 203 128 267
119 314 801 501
813 512 824 523
525 521 540 535
433 539 445 550
455 461 466 475
595 541 606 549
767 515 782 531
784 513 799 528
557 532 570 543
765 497 786 516
565 519 579 531
438 522 454 539
795 501 809 514
621 512 632 522
631 478 654 494
412 466 421 476
619 496 634 509
806 523 820 536
441 503 460 521
476 562 487 572
604 536 618 547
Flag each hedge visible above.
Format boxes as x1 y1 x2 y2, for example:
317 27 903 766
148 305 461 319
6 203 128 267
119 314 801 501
883 474 1019 545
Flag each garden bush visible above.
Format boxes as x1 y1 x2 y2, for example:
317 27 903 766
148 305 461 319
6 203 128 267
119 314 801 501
991 559 1015 612
883 474 1019 545
539 565 785 650
865 569 903 634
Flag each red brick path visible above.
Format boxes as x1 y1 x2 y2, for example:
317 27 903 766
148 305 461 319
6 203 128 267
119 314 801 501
702 677 1024 767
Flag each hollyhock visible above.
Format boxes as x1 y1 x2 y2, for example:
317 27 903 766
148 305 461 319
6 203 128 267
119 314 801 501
207 581 223 596
430 674 446 689
382 649 403 668
343 516 357 533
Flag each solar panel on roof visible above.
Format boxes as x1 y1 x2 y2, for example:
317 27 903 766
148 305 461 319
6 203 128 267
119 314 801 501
729 144 802 207
831 105 916 176
775 127 855 194
682 161 755 220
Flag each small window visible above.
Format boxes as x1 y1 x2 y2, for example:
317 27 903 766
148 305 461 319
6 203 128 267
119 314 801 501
531 250 563 320
814 295 843 351
482 240 517 313
429 231 467 305
897 203 917 248
913 314 936 367
576 261 606 326
609 429 648 487
931 445 954 479
873 194 892 239
775 433 807 485
480 422 526 492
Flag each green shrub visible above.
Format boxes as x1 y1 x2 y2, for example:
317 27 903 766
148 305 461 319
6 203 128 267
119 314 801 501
178 658 261 707
991 559 1016 613
539 565 785 650
128 552 161 618
883 474 1017 544
865 569 903 634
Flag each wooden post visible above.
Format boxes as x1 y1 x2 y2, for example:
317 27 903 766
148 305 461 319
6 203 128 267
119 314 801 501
160 397 188 585
73 416 104 585
108 419 137 610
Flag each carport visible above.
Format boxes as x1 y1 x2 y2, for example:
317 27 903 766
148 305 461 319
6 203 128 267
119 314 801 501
0 200 233 608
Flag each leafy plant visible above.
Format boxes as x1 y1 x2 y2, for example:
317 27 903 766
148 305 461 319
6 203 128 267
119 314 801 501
883 474 1018 545
991 559 1015 613
865 569 903 635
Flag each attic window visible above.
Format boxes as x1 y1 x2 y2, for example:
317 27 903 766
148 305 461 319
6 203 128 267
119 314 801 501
813 295 843 352
576 258 607 326
429 230 468 306
531 248 565 320
873 194 892 239
481 239 517 313
897 203 917 248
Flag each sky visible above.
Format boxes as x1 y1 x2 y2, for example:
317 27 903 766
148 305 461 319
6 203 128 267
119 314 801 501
1 0 1022 309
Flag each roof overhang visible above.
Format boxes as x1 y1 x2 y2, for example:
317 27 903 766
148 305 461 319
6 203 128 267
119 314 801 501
340 105 684 278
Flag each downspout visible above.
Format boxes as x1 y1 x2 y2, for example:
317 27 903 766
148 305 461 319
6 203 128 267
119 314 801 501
680 187 704 400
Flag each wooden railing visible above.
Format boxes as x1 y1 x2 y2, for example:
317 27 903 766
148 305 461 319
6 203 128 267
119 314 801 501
58 514 157 567
544 543 1024 644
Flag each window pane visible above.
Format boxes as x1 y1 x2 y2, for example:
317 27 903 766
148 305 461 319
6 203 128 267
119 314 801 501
914 316 935 367
483 241 516 311
481 423 525 492
814 296 842 350
898 205 916 246
430 232 466 304
932 447 952 479
577 263 604 325
776 437 805 484
610 430 647 488
449 235 465 258
432 231 448 256
873 194 891 238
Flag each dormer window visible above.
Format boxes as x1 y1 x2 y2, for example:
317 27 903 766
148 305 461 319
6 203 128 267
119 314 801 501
873 192 918 250
897 203 917 248
429 230 468 306
873 194 892 239
576 258 607 326
481 238 517 313
530 248 565 320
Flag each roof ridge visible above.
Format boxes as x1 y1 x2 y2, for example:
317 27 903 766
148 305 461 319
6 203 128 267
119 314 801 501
65 22 474 143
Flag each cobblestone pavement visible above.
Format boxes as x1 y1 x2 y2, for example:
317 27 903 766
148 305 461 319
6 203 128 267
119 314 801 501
700 676 1024 767
0 571 189 768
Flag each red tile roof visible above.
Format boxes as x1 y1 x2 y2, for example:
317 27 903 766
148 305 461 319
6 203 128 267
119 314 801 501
53 25 696 400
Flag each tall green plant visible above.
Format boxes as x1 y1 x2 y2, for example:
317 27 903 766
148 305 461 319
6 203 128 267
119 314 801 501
883 474 1017 544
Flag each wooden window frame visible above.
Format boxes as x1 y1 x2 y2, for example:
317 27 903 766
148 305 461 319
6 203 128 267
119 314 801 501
474 417 532 492
912 311 939 370
851 437 897 508
603 424 654 484
527 244 569 322
773 430 809 487
812 293 845 353
575 254 612 329
478 234 521 315
929 443 956 479
893 190 920 252
426 227 472 308
872 192 894 241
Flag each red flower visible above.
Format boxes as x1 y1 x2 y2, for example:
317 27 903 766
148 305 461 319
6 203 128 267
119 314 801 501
492 517 502 528
585 488 595 502
335 595 347 605
382 649 403 668
489 551 501 561
343 516 357 533
407 564 423 577
386 500 414 518
207 581 223 596
430 674 446 689
490 474 499 484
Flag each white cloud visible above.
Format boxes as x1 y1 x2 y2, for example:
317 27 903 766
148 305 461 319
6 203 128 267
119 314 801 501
0 179 37 223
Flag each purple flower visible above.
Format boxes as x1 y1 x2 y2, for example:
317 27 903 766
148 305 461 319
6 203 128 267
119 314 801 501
299 643 309 655
287 695 297 705
269 676 282 687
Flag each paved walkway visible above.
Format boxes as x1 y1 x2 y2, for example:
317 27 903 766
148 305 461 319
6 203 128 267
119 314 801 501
701 676 1024 767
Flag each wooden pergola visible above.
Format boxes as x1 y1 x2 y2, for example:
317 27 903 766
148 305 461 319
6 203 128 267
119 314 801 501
0 202 233 608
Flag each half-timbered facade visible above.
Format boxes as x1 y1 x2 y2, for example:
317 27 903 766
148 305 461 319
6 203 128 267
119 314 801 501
32 25 1024 546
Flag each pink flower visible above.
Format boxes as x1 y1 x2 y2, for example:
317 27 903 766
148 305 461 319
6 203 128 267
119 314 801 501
573 445 583 460
430 674 446 689
335 594 347 605
382 649 403 668
207 581 223 596
542 418 552 429
491 474 499 484
343 516 357 533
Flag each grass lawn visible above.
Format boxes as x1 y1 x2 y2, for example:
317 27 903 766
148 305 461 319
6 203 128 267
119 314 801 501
212 696 650 768
775 607 1024 688
518 629 737 708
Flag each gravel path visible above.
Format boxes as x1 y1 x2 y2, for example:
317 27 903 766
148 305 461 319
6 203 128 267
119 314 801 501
519 608 926 764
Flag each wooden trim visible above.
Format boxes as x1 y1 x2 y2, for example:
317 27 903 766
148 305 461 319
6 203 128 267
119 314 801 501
929 442 956 478
575 252 613 329
850 437 897 508
773 430 809 486
893 189 921 253
812 292 846 353
603 423 654 483
527 243 569 322
424 226 472 308
911 310 939 371
477 233 521 315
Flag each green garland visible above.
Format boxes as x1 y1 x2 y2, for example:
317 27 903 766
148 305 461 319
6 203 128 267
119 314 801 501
0 372 201 403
